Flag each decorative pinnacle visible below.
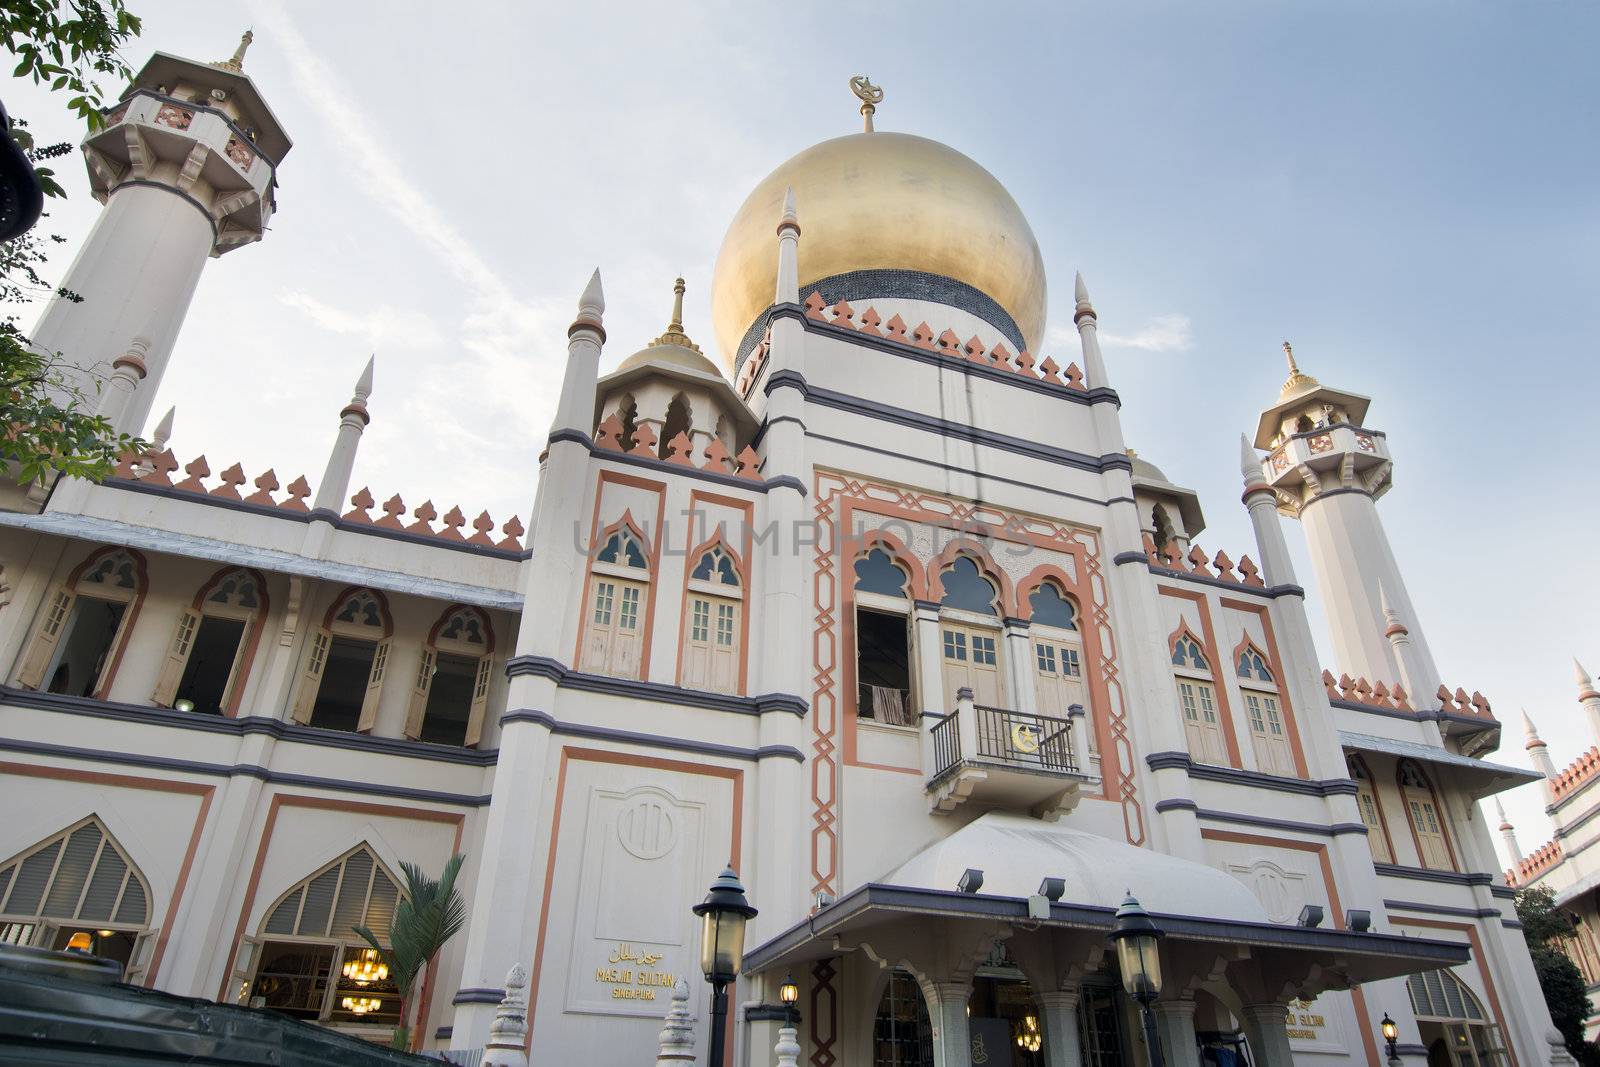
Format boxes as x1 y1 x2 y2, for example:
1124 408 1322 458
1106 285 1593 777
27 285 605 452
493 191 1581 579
150 405 175 448
213 29 253 73
849 75 883 133
1522 708 1543 742
779 185 799 232
569 268 606 343
1278 339 1319 400
650 277 702 353
1238 433 1262 483
1494 797 1512 830
353 355 375 402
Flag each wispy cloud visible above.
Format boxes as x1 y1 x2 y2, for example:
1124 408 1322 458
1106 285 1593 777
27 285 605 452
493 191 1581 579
1100 314 1194 353
279 289 444 349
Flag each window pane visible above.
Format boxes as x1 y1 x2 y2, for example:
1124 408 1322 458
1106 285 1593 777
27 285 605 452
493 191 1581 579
854 549 909 597
1028 583 1077 630
619 586 641 629
420 653 479 746
943 631 966 661
939 557 997 615
310 636 377 732
250 941 335 1019
175 615 247 714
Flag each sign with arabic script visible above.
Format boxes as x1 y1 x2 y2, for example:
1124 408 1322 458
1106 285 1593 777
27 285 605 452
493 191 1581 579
593 943 679 1001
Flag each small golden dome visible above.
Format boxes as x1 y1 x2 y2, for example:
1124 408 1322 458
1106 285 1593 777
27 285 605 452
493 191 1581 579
710 129 1047 374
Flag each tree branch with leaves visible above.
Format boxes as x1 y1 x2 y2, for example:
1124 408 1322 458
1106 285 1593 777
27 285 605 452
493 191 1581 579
354 853 468 1052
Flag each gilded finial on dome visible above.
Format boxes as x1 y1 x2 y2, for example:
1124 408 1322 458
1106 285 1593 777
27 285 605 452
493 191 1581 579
1278 339 1319 400
213 29 253 73
650 277 702 353
849 75 883 133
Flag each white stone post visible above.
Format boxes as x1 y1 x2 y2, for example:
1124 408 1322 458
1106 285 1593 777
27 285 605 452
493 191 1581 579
1037 989 1083 1067
311 356 374 514
480 965 529 1067
774 1023 800 1067
1151 999 1201 1067
928 980 972 1067
1240 1003 1294 1067
955 686 978 764
655 980 695 1065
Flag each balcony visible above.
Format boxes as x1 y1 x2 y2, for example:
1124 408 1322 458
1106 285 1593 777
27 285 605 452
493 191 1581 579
926 689 1096 819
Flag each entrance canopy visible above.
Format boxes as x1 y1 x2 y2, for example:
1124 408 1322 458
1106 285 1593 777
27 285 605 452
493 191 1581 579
747 815 1467 998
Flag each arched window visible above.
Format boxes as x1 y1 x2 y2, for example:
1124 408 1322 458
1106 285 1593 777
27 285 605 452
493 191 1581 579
1170 629 1226 764
854 548 914 726
152 567 269 715
1236 643 1292 776
0 815 154 981
937 555 1003 708
681 544 741 695
582 522 650 679
1028 582 1092 757
1346 755 1394 863
406 606 495 747
1151 504 1176 553
1399 760 1454 870
659 393 691 460
1295 414 1315 434
1406 968 1509 1066
233 844 403 1026
292 588 393 733
871 968 934 1066
16 547 147 698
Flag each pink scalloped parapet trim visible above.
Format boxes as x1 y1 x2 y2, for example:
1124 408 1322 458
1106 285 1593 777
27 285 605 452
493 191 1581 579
106 447 523 552
593 414 762 481
1141 532 1266 588
1507 838 1563 886
1552 746 1600 803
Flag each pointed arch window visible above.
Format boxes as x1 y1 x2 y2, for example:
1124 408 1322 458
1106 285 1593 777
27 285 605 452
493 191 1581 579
292 588 392 733
1346 755 1395 863
1028 581 1093 758
406 605 495 747
0 815 154 981
681 544 742 694
1236 643 1292 776
152 567 269 715
16 547 147 699
233 844 403 1025
938 555 1004 708
854 547 915 725
1170 629 1226 764
1406 968 1509 1066
1399 760 1455 870
582 521 651 680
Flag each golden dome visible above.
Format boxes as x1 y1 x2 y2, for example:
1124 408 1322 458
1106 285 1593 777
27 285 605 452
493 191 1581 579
710 130 1047 374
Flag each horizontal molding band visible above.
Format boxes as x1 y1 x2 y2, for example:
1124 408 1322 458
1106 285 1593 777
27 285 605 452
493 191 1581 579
765 370 1132 476
546 429 804 496
1383 899 1503 920
498 709 803 763
771 303 1122 409
1145 751 1358 796
451 988 505 1005
0 686 496 765
1297 486 1377 510
0 735 492 806
504 655 808 717
1155 798 1365 838
1373 862 1495 887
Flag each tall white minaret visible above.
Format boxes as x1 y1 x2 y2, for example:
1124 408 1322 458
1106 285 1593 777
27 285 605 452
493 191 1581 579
1575 659 1600 744
1243 343 1439 694
1524 710 1557 800
1495 798 1523 864
30 31 290 437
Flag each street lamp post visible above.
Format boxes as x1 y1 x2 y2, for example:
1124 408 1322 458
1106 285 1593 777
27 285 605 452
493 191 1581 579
1110 893 1166 1067
693 866 758 1067
1381 1012 1399 1061
779 973 800 1025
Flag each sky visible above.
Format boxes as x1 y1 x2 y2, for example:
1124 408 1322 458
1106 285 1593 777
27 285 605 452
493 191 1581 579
6 1 1598 867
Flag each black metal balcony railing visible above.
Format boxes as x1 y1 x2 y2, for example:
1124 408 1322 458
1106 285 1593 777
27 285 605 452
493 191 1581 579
974 705 1079 774
930 708 960 777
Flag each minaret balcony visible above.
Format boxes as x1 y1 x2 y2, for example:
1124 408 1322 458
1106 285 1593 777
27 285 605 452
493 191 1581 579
926 691 1095 819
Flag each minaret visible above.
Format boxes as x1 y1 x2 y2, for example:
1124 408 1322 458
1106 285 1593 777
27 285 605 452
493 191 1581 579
1245 342 1439 694
311 358 374 514
30 32 290 437
1524 710 1557 798
1576 659 1600 743
1238 434 1296 586
1495 799 1523 864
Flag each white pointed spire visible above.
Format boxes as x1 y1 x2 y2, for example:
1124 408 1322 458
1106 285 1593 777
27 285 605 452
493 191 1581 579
1523 708 1541 740
1379 582 1406 634
1239 433 1262 484
578 268 604 321
1072 271 1109 389
353 354 374 402
781 185 799 231
1495 798 1523 863
1074 270 1090 306
313 356 374 514
1575 658 1600 744
1524 708 1558 786
775 189 801 304
1577 658 1595 694
150 406 175 450
1494 797 1509 825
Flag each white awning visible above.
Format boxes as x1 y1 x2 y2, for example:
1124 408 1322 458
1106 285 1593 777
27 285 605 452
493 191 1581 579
1339 730 1540 799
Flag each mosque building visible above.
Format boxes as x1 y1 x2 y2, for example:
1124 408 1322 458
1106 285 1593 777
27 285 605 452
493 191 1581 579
0 29 1578 1067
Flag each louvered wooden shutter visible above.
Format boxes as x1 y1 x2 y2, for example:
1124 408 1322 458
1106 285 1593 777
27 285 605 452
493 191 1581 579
464 655 492 747
292 630 330 724
151 610 200 705
403 649 434 740
358 637 391 732
17 587 73 689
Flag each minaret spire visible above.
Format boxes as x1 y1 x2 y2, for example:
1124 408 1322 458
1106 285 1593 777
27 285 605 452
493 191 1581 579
1278 340 1318 398
775 187 800 306
1524 709 1558 794
649 277 701 352
849 75 883 133
1495 798 1523 863
214 30 254 73
312 356 374 514
1575 658 1600 743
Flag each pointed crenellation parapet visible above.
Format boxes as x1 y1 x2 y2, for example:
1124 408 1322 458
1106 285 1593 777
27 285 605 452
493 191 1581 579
480 964 530 1067
312 355 374 514
654 979 695 1064
1495 798 1523 864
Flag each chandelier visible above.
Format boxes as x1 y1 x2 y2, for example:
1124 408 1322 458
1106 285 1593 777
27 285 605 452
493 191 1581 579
342 948 389 986
1015 1014 1042 1053
341 995 383 1016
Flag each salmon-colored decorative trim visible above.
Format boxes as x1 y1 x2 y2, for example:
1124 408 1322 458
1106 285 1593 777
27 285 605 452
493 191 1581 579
63 545 150 701
674 491 755 695
1221 598 1310 779
573 473 668 678
188 565 272 717
1395 917 1519 1067
524 747 744 1050
1159 587 1243 769
1346 753 1399 865
0 761 213 989
1396 759 1460 872
1200 828 1380 1067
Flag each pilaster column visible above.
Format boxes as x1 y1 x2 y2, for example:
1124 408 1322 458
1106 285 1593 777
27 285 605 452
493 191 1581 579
1151 999 1201 1067
915 603 947 778
1240 1003 1294 1067
928 980 972 1067
1037 989 1083 1067
1004 619 1035 714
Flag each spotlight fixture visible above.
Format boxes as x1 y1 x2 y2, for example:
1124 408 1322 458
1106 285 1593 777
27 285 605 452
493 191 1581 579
1297 904 1325 928
1038 877 1066 901
957 868 985 894
1346 909 1372 932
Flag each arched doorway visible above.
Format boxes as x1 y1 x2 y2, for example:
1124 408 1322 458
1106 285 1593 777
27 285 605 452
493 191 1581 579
967 943 1046 1066
871 969 933 1067
1407 968 1509 1066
